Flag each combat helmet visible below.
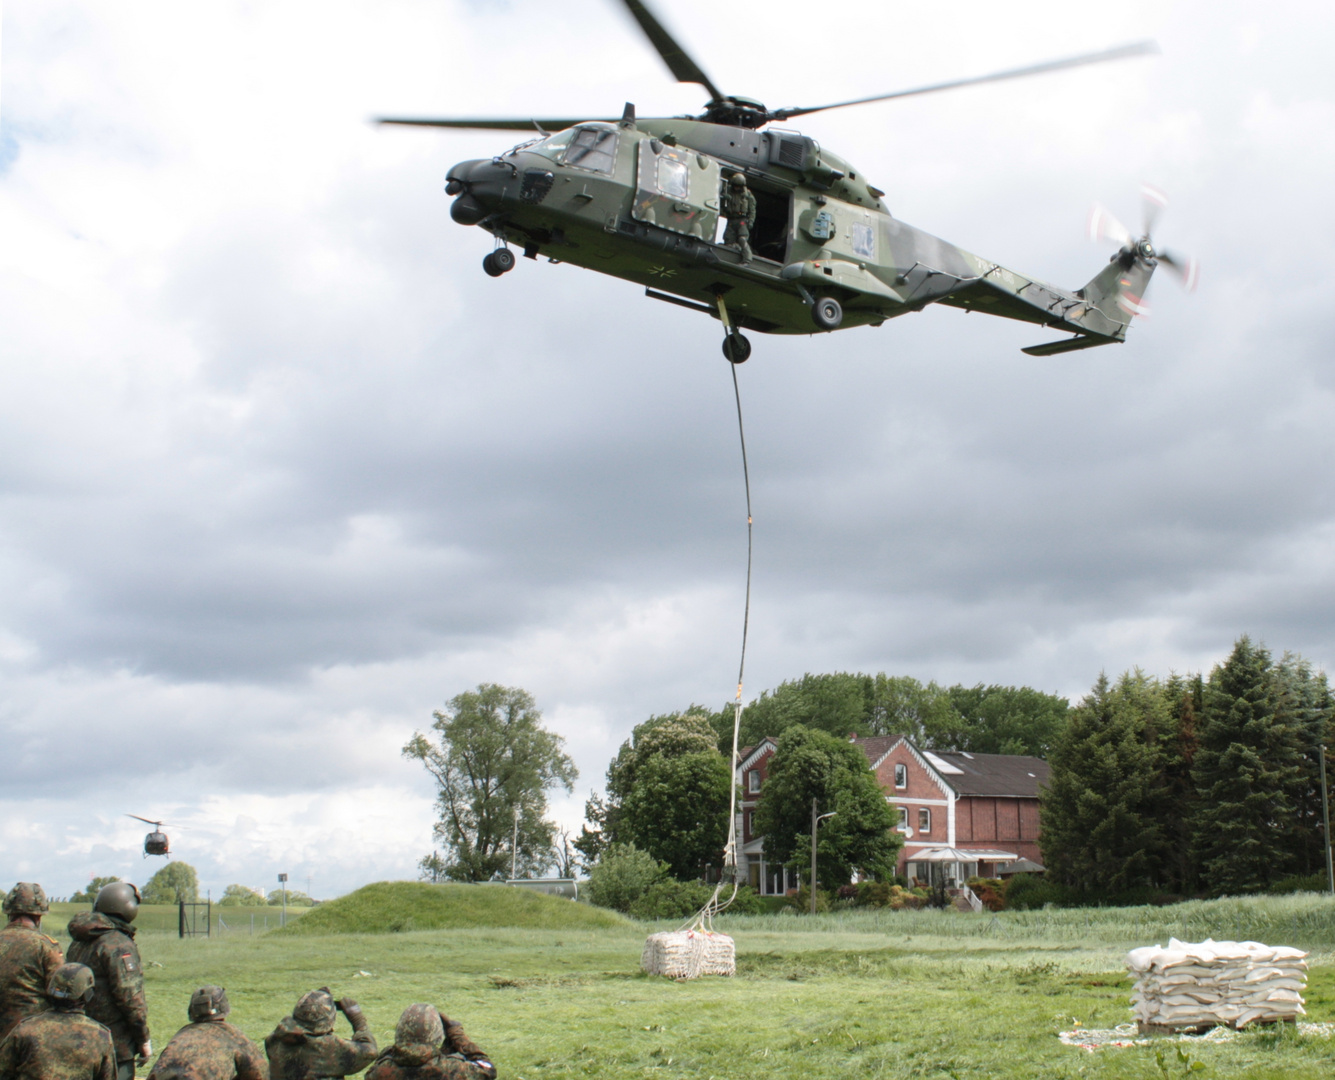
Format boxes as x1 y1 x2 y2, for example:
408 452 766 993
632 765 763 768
293 990 337 1035
729 172 747 187
94 881 141 923
188 986 231 1022
395 1003 444 1049
47 963 96 1004
3 882 50 918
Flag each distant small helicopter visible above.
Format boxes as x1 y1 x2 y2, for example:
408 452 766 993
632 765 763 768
127 815 171 858
379 0 1195 362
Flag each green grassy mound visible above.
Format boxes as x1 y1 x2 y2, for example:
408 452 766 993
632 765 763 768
277 881 628 935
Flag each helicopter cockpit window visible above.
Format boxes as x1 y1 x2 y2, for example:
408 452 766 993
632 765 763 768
564 125 618 175
527 128 575 161
657 155 690 199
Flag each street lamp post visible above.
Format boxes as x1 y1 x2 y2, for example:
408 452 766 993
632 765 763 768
810 797 836 915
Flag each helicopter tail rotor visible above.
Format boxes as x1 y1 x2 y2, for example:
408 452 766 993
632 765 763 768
1087 185 1198 320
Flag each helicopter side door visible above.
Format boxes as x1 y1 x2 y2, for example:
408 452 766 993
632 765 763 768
631 140 721 241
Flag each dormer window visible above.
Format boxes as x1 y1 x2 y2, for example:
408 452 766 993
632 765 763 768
747 769 761 794
894 763 907 788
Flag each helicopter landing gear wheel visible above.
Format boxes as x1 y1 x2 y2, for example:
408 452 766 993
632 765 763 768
812 296 843 331
482 249 515 277
722 333 752 364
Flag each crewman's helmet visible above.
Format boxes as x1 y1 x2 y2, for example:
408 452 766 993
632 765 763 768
3 882 50 917
47 964 96 1004
293 990 337 1035
395 1004 444 1049
188 986 231 1022
729 173 747 187
93 881 141 923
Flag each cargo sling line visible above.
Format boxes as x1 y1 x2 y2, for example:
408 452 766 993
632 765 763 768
639 359 750 978
686 360 752 935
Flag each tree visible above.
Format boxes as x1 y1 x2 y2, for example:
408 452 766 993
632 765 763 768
267 889 313 907
752 725 901 887
1191 637 1305 895
620 751 732 879
404 683 578 882
418 852 449 883
70 876 121 903
1157 671 1204 894
580 711 731 879
584 843 666 912
737 673 874 747
1039 671 1168 894
217 884 267 906
1272 653 1335 877
942 684 1070 757
141 861 199 904
551 828 579 879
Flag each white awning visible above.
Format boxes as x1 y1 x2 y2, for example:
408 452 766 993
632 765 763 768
908 846 1019 862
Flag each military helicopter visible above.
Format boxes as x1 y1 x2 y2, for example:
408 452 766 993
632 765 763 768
379 0 1194 362
127 815 171 858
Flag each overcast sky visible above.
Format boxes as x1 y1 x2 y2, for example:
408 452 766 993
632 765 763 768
1 0 1332 900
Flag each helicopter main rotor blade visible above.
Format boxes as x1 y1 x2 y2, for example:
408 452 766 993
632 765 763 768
377 117 614 131
617 0 725 102
127 814 163 826
769 41 1159 121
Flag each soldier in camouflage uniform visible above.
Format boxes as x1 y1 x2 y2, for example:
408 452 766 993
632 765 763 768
363 1005 494 1080
0 884 64 1041
65 884 149 1080
147 986 267 1080
0 963 115 1080
720 172 756 264
265 989 375 1080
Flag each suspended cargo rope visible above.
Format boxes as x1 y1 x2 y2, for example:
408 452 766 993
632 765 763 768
641 362 751 980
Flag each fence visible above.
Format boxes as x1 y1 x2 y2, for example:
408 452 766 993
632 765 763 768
178 900 211 938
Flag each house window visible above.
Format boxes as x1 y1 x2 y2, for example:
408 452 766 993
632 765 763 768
897 806 909 831
745 810 754 837
747 769 761 794
894 763 907 788
918 807 931 833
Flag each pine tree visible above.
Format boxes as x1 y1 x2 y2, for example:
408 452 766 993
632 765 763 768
1191 637 1304 894
1272 654 1335 877
1039 671 1167 895
1157 672 1203 894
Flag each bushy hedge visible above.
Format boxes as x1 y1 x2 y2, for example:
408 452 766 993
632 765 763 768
585 843 666 912
1267 873 1329 896
628 880 764 919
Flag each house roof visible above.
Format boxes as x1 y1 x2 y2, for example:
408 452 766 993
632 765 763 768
852 737 1049 797
926 751 1049 797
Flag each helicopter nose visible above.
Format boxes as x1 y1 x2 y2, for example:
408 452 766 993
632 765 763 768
446 158 513 225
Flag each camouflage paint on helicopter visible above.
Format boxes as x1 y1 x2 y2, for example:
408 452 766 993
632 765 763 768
382 1 1192 362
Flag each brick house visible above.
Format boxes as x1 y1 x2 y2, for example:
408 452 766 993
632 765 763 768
734 734 1048 894
854 735 1048 884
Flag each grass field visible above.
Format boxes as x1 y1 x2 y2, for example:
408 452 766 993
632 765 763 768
64 885 1335 1080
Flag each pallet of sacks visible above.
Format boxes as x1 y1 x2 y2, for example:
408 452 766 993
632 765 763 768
1126 937 1308 1032
641 929 735 979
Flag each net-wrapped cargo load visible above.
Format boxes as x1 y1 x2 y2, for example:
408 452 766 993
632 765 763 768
1126 937 1308 1031
641 929 736 979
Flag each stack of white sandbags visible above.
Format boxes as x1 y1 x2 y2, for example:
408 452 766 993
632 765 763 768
1126 937 1308 1030
641 929 735 979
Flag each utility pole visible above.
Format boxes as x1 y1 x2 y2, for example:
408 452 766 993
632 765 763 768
1321 745 1334 895
809 798 836 914
278 873 288 928
511 804 520 881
